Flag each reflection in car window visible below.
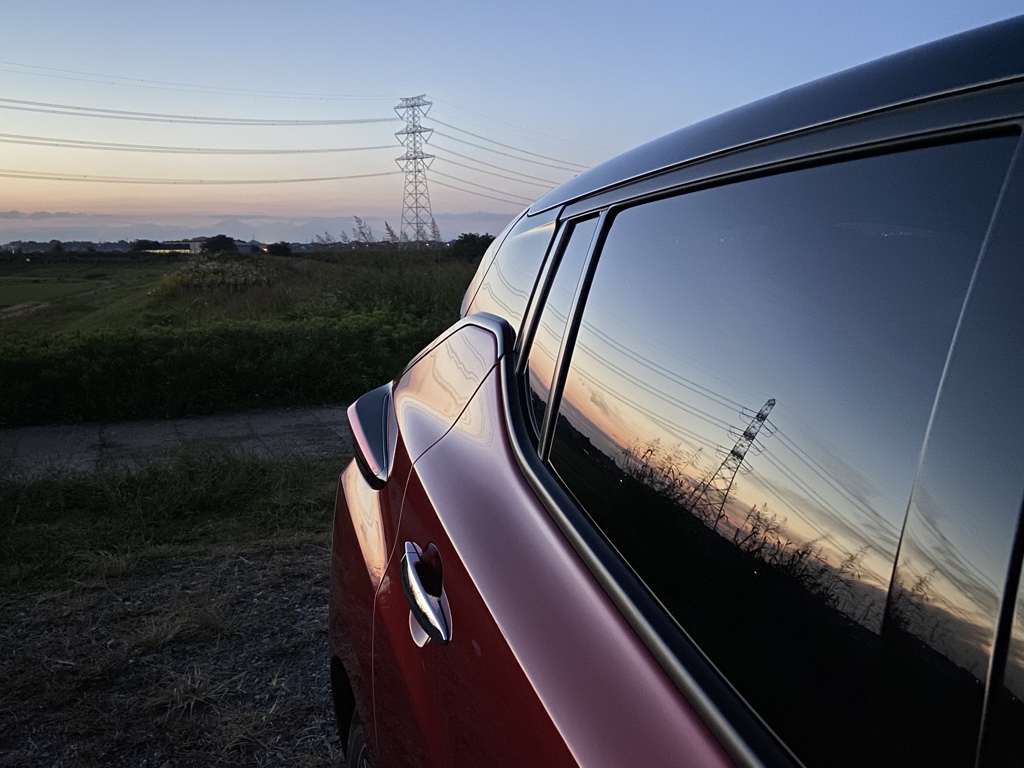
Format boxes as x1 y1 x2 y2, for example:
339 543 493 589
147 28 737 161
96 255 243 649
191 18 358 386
465 211 556 337
982 558 1024 766
461 213 521 318
547 138 1015 767
527 217 599 438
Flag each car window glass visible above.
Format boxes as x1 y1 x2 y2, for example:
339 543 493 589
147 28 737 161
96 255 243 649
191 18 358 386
979 556 1024 766
465 212 556 337
547 137 1016 767
460 213 521 317
526 217 599 437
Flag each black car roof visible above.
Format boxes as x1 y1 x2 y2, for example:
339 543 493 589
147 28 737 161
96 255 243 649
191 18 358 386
530 15 1024 214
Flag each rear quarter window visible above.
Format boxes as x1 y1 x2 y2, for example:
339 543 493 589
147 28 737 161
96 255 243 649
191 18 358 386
462 209 557 337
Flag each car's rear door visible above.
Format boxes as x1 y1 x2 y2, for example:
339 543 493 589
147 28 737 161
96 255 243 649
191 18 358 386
368 315 733 767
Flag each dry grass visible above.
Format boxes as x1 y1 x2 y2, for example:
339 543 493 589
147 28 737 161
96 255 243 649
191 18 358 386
0 454 348 766
0 540 344 767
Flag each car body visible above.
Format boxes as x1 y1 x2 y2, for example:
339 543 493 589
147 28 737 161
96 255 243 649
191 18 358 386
330 16 1024 767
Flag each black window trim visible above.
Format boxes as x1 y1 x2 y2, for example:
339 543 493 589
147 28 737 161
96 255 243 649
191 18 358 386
514 207 570 369
516 212 606 456
502 115 1024 768
561 80 1024 222
548 77 1024 220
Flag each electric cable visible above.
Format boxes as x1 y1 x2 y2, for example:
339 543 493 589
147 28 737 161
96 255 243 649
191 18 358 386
433 98 613 153
429 169 533 203
0 97 397 125
0 168 402 185
433 157 552 189
432 131 582 172
429 178 526 206
432 145 562 185
0 60 395 101
429 117 588 169
0 132 394 155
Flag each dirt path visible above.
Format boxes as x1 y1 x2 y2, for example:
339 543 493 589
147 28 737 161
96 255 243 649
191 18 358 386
0 406 350 479
0 301 50 318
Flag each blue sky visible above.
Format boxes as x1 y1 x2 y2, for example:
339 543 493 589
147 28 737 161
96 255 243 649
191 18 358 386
0 0 1020 241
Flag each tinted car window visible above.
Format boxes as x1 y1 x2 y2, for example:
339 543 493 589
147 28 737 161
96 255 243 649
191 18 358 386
527 216 599 437
464 209 557 337
547 138 1016 767
983 531 1024 766
460 213 521 318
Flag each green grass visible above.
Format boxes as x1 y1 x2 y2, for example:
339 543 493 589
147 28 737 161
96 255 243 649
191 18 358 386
0 278 96 309
0 248 480 424
0 450 342 587
0 258 176 333
0 316 439 424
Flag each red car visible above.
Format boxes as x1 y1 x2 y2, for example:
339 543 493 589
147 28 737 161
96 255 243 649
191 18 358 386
331 16 1024 767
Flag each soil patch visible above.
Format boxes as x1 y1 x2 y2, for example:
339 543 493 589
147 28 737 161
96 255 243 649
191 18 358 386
0 537 344 767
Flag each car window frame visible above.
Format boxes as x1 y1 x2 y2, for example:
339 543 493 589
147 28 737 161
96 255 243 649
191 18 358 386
505 80 1024 768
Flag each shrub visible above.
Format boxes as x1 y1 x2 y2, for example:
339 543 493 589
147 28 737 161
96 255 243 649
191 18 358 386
158 256 269 292
0 316 442 425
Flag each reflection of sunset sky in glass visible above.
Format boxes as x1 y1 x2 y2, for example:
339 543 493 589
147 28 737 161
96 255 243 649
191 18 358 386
0 0 1018 224
555 138 1015 629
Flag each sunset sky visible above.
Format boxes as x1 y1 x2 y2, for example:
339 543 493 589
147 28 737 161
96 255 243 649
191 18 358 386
0 1 1019 241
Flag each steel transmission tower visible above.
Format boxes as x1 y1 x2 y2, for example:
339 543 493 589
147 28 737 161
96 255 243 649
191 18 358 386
689 398 776 532
395 95 435 243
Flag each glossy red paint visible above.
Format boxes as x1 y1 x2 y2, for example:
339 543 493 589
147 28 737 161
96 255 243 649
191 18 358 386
363 322 734 766
392 325 499 464
329 464 378 748
330 426 414 757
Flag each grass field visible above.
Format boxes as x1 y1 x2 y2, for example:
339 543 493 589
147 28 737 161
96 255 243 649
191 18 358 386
0 248 480 425
0 278 97 309
0 258 174 333
0 450 347 766
0 249 438 763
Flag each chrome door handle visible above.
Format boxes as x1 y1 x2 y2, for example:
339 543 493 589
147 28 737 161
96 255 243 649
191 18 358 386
401 541 450 644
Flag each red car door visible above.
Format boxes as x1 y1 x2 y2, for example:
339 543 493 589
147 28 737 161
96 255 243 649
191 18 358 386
369 316 732 767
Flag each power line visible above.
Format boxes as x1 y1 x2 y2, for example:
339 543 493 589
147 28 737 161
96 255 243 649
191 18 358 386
0 168 403 185
0 60 396 101
433 157 552 189
432 99 613 153
430 178 526 207
432 146 562 185
0 98 398 126
429 169 533 203
432 131 582 172
0 132 394 155
429 117 588 169
0 85 583 211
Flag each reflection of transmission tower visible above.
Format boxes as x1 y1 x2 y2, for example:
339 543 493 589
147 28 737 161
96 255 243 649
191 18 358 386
395 95 434 244
690 398 776 532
